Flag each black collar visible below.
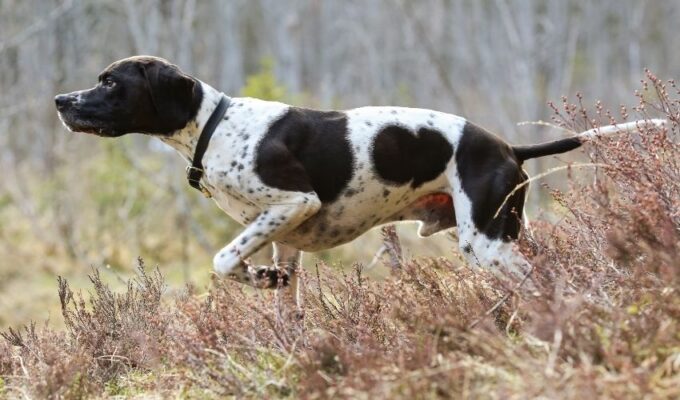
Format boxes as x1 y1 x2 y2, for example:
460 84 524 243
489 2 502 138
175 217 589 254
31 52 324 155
187 95 230 197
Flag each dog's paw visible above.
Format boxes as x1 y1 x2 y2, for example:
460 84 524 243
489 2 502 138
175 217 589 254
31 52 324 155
214 253 290 289
248 265 290 289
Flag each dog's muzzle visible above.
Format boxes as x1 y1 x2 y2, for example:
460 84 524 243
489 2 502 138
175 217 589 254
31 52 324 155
54 94 78 112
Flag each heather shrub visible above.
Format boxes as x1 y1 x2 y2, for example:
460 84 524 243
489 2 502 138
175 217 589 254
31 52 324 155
57 259 168 378
0 260 169 398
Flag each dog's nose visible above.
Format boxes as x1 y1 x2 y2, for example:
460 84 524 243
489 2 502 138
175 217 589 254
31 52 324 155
54 94 74 111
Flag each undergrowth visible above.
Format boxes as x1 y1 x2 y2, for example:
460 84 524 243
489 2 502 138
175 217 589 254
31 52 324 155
1 73 678 399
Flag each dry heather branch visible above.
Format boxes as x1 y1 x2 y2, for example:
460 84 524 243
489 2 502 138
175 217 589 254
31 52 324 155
467 263 535 329
493 162 610 219
381 224 403 271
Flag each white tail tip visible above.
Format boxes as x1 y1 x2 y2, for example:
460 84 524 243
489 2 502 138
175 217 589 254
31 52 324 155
579 119 667 139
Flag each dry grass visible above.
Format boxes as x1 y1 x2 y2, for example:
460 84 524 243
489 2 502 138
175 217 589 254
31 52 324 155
1 73 679 399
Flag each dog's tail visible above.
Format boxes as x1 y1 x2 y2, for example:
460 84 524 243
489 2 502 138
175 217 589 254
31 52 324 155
512 119 666 162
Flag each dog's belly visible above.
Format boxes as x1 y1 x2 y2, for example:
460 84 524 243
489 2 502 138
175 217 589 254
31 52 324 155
279 187 456 252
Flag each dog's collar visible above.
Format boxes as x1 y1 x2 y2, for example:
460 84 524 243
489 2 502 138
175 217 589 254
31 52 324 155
187 95 230 197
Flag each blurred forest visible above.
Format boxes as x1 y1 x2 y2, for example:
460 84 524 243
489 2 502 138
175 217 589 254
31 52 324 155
1 0 679 326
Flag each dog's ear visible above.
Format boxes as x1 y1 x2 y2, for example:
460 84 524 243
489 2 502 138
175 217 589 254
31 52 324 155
140 60 199 133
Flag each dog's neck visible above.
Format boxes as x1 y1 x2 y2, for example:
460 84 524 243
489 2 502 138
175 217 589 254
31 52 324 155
159 81 226 164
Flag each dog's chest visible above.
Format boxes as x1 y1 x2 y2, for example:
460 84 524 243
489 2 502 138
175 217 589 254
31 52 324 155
201 98 290 225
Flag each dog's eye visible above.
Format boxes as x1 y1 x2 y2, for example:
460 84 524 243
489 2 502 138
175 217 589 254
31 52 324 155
103 78 116 88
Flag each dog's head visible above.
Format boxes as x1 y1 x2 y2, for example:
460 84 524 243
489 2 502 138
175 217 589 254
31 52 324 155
55 56 203 137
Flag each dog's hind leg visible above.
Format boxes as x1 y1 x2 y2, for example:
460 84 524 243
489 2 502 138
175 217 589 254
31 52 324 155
273 242 303 308
212 192 321 288
447 166 533 285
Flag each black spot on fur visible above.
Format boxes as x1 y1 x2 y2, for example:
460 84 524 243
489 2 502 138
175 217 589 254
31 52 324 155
255 108 354 203
344 188 358 197
372 125 453 188
456 122 527 241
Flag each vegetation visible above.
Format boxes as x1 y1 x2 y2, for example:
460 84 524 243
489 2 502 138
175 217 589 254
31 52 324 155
0 73 678 399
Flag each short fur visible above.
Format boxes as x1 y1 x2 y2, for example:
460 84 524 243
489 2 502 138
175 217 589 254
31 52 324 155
55 56 663 294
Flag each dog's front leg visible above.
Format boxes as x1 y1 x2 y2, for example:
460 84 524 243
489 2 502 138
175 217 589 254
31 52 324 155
213 193 320 288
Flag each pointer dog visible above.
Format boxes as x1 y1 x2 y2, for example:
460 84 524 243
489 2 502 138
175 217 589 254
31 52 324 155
55 56 664 297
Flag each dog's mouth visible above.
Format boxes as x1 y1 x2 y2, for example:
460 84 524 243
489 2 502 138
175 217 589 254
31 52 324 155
57 110 117 137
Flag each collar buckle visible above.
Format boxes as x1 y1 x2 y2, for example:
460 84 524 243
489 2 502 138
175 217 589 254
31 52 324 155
186 165 212 198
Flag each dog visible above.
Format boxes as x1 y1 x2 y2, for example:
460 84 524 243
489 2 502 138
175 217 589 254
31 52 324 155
55 56 664 300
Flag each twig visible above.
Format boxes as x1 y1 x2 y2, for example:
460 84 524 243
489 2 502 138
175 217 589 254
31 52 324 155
381 225 403 271
492 163 611 220
517 120 576 134
365 245 387 270
467 264 534 329
505 307 519 336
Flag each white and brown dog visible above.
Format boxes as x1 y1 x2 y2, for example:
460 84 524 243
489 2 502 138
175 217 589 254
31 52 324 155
55 56 664 298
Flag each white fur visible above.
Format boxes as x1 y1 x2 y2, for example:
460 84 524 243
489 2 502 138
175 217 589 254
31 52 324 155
579 119 666 140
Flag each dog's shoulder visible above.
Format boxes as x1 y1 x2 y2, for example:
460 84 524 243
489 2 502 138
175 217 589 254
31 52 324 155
254 106 355 203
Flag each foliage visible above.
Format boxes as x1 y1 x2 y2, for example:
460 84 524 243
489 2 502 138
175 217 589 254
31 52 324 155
240 58 288 101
